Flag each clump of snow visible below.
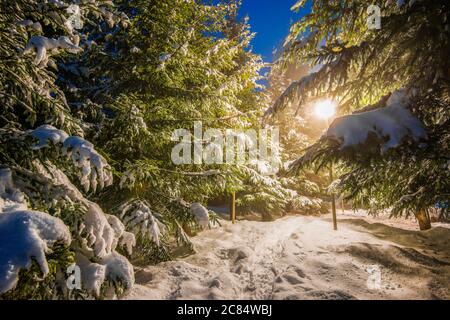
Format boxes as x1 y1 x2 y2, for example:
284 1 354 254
190 202 209 229
29 162 135 295
78 203 135 293
99 6 116 28
0 195 27 214
30 125 68 150
0 168 28 212
76 253 106 297
119 170 136 189
120 231 136 256
62 136 113 192
130 46 141 54
81 202 118 258
326 90 427 152
16 20 42 32
30 125 113 193
65 4 84 31
119 200 165 246
159 53 171 62
106 214 136 255
0 169 14 196
129 106 149 135
0 210 71 293
101 251 135 293
76 251 134 297
23 35 83 67
157 53 172 70
0 167 71 293
47 0 67 8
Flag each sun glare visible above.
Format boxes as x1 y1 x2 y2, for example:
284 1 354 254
314 99 337 120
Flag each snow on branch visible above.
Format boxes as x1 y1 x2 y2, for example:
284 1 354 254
29 162 135 295
101 251 135 293
31 162 132 260
326 90 427 152
190 202 209 229
62 136 113 192
0 168 27 213
75 250 134 298
288 90 428 175
0 168 71 294
30 125 113 193
118 200 165 246
0 210 71 294
30 125 68 150
23 36 83 67
16 20 42 32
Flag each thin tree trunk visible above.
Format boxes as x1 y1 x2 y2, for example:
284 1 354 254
182 222 195 236
415 209 431 230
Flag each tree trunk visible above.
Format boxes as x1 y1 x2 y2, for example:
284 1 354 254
415 209 431 230
182 222 196 236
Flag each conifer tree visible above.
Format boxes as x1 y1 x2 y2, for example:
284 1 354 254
269 0 450 229
0 0 136 298
53 0 282 260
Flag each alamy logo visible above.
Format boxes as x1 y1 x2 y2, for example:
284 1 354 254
171 121 280 175
66 264 81 290
366 264 382 290
367 5 381 30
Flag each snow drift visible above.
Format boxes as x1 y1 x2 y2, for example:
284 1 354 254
127 214 450 300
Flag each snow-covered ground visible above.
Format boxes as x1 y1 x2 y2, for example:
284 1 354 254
127 213 450 300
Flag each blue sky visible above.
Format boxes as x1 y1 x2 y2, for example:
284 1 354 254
238 0 312 62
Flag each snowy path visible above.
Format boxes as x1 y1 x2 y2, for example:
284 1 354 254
126 215 450 300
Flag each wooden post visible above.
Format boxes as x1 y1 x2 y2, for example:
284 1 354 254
230 191 236 224
330 165 337 231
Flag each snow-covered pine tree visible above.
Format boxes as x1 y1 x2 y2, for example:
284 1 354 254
268 0 450 230
0 0 136 298
214 2 325 219
56 0 295 262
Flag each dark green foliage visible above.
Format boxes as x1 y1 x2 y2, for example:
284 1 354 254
273 0 450 220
